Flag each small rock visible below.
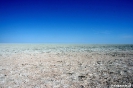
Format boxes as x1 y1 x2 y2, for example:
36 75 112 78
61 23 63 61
80 85 84 88
78 75 87 81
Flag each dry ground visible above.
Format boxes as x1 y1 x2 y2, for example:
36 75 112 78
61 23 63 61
0 44 133 88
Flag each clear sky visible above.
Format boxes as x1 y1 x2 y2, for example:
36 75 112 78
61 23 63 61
0 0 133 44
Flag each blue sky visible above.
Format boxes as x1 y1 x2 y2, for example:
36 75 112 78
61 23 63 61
0 0 133 43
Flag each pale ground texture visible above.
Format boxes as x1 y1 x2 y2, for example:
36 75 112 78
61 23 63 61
0 44 133 88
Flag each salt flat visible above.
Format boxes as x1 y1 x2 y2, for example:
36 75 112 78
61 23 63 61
0 44 133 88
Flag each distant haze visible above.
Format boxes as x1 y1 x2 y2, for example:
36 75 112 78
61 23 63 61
0 0 133 44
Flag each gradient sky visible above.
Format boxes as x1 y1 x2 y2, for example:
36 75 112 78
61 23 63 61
0 0 133 43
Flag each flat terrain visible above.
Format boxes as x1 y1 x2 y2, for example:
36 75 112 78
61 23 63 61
0 44 133 88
